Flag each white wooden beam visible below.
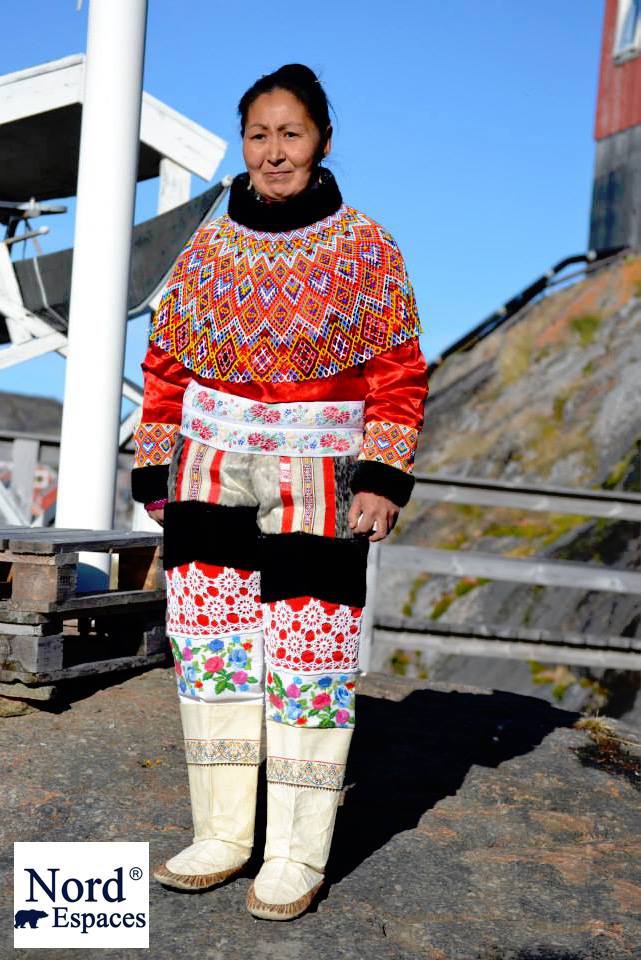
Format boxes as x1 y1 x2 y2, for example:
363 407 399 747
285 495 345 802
0 54 227 182
141 91 226 181
157 158 191 214
0 55 84 125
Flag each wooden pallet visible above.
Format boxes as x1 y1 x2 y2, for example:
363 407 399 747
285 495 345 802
0 528 169 697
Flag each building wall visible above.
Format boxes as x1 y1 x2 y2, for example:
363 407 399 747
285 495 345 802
590 124 641 249
595 0 641 139
590 0 641 249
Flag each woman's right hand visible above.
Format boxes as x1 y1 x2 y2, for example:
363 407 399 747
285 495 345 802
146 507 165 527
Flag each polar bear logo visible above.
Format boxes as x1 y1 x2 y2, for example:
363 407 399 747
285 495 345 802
14 909 48 929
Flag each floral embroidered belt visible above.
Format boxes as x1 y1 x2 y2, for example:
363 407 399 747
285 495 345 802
180 381 364 457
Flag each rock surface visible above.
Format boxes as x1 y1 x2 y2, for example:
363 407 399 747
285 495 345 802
2 667 641 959
381 254 641 720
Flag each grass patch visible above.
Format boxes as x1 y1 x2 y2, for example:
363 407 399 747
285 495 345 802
454 576 489 597
402 572 430 618
482 513 586 542
602 442 639 491
453 504 484 519
530 662 608 708
582 359 596 376
430 594 454 620
570 312 602 346
429 577 490 620
434 531 469 551
498 333 533 386
389 648 429 679
552 390 570 423
573 716 641 792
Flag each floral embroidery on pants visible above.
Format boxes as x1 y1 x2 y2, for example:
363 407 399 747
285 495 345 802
265 666 356 728
171 630 263 700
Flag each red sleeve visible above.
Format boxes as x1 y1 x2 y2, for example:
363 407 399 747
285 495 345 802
131 342 192 501
358 339 429 475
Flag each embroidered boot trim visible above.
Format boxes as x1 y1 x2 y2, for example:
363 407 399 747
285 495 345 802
184 737 261 765
266 756 345 791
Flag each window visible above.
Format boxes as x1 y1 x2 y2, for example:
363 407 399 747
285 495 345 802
614 0 641 59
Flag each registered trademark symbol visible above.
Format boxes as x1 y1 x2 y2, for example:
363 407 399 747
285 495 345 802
129 867 143 880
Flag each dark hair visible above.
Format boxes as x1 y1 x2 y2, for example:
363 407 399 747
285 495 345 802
238 64 333 160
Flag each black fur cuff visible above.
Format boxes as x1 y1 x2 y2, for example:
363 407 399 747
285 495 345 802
350 460 415 507
131 465 170 504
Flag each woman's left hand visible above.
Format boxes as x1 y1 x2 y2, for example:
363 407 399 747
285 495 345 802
348 492 400 542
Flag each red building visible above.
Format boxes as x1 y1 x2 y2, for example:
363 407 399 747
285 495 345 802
590 0 641 248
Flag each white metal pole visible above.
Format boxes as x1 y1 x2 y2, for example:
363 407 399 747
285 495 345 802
131 157 192 533
56 0 148 534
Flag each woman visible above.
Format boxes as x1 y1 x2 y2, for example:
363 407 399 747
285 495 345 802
131 63 428 921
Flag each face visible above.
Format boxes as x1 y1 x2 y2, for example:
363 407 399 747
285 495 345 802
242 88 331 201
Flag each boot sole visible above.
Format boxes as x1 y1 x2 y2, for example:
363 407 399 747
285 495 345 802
153 861 244 892
246 880 323 920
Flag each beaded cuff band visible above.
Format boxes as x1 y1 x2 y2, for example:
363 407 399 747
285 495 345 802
145 498 169 511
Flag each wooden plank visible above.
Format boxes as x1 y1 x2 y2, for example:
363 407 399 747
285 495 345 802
0 618 62 637
118 545 164 591
372 629 641 672
380 545 641 595
0 608 51 625
0 551 79 566
139 624 168 657
10 561 77 604
0 588 166 615
0 634 63 673
4 529 162 555
0 651 168 684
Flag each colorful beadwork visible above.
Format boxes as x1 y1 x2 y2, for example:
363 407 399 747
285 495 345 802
133 421 179 468
150 206 421 383
358 420 418 473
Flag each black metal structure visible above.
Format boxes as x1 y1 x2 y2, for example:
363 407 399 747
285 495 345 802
1 180 227 342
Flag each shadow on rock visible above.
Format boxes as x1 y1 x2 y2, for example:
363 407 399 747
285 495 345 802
327 686 578 887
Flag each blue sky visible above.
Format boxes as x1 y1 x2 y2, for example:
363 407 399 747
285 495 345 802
1 0 605 404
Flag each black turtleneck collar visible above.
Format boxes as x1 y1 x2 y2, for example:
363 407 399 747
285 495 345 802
227 167 342 232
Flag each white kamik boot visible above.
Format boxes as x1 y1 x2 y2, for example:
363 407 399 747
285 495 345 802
154 698 263 891
246 722 352 919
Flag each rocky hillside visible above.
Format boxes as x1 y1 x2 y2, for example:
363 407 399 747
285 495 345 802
378 253 641 720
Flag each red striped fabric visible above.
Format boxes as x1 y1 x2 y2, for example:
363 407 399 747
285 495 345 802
280 457 294 534
322 457 336 537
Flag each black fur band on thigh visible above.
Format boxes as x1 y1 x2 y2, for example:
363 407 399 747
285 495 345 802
163 501 260 571
259 532 370 608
